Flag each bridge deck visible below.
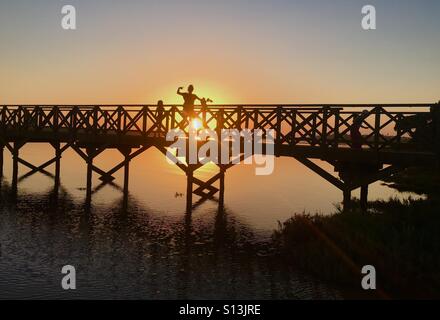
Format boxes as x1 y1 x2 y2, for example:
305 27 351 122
1 104 438 210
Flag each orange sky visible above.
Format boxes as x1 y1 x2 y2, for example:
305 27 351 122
0 0 439 105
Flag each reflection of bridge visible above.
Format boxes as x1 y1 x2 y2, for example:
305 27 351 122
0 104 438 211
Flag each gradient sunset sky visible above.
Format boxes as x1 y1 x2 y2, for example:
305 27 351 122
0 0 439 104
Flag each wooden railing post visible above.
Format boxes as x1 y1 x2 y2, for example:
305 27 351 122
53 106 59 133
71 106 77 132
321 106 329 149
311 111 317 146
291 109 297 147
237 106 242 130
171 106 176 129
374 106 381 151
117 106 122 133
142 105 148 135
1 106 6 133
17 106 23 131
253 109 258 130
333 108 340 148
275 106 282 157
217 109 224 165
93 106 99 134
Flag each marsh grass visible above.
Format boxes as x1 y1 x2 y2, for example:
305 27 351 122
272 197 440 298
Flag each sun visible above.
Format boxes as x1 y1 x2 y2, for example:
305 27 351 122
191 118 203 130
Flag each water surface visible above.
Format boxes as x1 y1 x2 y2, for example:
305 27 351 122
0 144 420 299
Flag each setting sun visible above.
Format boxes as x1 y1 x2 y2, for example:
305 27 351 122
191 118 203 130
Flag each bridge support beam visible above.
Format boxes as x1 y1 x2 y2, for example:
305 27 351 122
219 166 225 209
343 189 352 211
155 144 227 212
118 147 132 198
0 144 3 178
85 147 97 203
186 166 194 213
336 162 377 211
12 142 25 193
53 142 61 194
360 184 369 210
96 145 151 183
295 158 403 211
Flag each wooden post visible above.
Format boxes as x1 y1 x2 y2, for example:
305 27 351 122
360 184 369 210
217 109 223 165
186 168 193 213
120 148 131 196
85 147 95 202
54 143 61 193
219 166 225 209
321 106 329 149
124 157 130 194
86 161 93 201
333 108 340 148
122 149 130 209
12 142 20 190
343 188 351 211
275 106 282 157
374 107 381 150
0 144 3 178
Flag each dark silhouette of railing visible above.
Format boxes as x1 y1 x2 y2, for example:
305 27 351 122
0 104 435 151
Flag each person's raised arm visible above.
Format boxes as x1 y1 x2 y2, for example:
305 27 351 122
177 87 184 96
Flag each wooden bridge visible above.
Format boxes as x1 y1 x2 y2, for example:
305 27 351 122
0 103 438 211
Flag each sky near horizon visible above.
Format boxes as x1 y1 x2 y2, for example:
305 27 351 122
0 0 439 104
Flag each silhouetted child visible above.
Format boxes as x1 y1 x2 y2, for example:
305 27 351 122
200 97 212 127
155 100 165 137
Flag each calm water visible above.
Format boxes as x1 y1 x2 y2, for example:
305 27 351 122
0 144 420 299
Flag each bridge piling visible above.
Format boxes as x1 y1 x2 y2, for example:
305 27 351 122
11 142 24 192
343 189 352 210
186 167 194 213
53 143 61 193
85 147 96 203
360 185 369 210
0 145 3 178
219 166 225 208
118 147 132 196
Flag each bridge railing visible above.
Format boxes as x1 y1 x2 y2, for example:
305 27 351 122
0 104 435 152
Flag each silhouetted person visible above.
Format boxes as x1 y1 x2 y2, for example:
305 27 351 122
351 110 369 149
200 97 212 127
155 100 165 137
200 97 213 109
156 100 164 117
177 85 201 118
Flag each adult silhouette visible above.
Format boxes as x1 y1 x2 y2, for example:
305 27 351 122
350 110 370 149
177 85 201 118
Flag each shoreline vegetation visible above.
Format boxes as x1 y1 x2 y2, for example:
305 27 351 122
272 165 440 299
